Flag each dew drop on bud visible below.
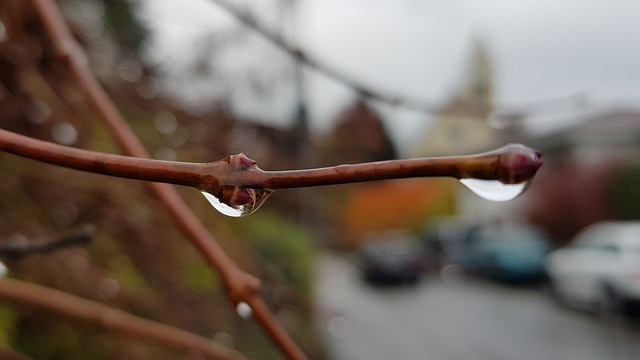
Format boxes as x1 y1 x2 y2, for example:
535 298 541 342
459 178 529 201
202 187 273 217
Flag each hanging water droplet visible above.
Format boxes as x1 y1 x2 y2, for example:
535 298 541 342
459 178 529 201
235 301 253 319
202 187 273 217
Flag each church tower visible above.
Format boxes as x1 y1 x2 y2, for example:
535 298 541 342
461 39 493 106
413 39 498 156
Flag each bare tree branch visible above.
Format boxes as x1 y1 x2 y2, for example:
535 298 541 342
0 224 94 256
5 1 544 359
0 127 542 190
27 1 308 358
0 278 247 360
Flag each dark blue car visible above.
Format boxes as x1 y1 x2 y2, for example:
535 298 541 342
463 224 550 283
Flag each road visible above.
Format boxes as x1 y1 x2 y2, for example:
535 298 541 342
314 254 640 360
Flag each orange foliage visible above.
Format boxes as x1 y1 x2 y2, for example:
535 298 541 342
342 179 455 246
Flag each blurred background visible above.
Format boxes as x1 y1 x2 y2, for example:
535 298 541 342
1 0 640 359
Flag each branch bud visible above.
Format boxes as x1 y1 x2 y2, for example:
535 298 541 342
495 144 543 184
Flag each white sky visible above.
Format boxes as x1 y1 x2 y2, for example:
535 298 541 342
142 0 640 148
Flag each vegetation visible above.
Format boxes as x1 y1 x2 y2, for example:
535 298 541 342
609 164 640 220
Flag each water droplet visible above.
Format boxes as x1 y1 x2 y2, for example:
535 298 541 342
51 122 78 145
154 112 178 135
153 146 177 161
326 315 349 338
459 178 529 201
28 101 51 124
212 332 235 348
96 278 121 300
117 58 143 83
0 261 8 278
235 302 253 319
202 187 273 217
0 21 7 43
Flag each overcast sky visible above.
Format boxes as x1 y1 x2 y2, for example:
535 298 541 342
143 0 640 147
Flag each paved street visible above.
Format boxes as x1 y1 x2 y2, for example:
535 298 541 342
314 254 640 360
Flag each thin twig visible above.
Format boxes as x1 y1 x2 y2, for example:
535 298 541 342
27 1 308 359
0 224 94 256
0 128 542 191
0 278 247 360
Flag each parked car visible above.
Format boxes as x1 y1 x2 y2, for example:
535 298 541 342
545 221 640 315
425 217 483 270
464 224 550 283
359 231 427 285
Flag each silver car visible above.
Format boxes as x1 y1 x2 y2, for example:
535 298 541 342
545 221 640 315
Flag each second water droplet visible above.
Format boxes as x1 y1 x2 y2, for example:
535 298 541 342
202 187 273 217
235 301 253 319
459 179 529 201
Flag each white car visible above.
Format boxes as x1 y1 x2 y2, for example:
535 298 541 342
545 221 640 315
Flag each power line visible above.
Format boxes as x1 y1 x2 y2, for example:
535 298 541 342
208 0 447 115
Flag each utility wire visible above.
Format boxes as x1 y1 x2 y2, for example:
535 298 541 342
209 0 447 115
208 0 588 121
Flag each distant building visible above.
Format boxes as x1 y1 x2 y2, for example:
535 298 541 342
411 40 512 223
523 108 640 244
525 109 640 165
413 40 498 157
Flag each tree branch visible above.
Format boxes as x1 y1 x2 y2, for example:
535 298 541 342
0 278 247 360
27 1 308 359
0 224 94 256
12 1 544 359
0 125 541 186
0 127 542 203
0 129 542 188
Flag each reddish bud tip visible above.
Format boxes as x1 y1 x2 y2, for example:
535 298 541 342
220 186 256 207
226 153 258 170
230 187 256 206
496 144 543 184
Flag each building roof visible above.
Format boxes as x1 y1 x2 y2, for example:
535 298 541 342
526 108 640 153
